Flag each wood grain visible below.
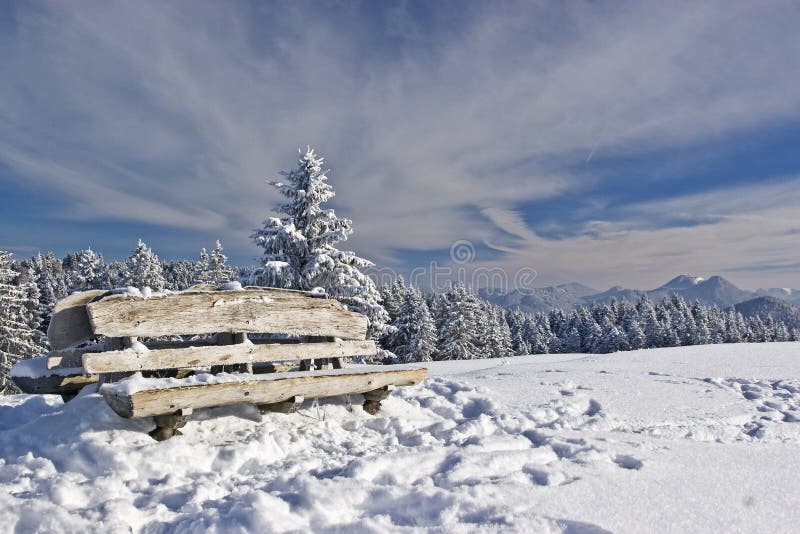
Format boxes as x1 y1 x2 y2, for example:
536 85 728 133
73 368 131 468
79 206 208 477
102 366 428 418
46 345 106 370
82 340 377 373
12 373 99 395
47 290 107 350
86 289 368 339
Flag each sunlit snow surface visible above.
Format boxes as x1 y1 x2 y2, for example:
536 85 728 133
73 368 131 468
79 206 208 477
2 343 799 533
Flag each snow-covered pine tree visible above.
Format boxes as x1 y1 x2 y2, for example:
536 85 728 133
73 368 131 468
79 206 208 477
163 260 196 291
387 285 437 362
381 276 407 323
764 315 777 342
656 301 680 347
195 248 211 285
748 316 767 342
691 303 711 345
251 147 388 337
485 304 513 358
724 310 744 343
437 309 477 361
64 248 106 292
13 261 47 349
670 296 695 345
596 317 629 353
29 252 68 335
435 282 482 360
774 322 791 342
563 326 582 353
512 328 531 355
123 240 165 291
579 310 604 353
708 306 727 344
534 315 555 354
622 313 646 350
505 310 528 355
209 241 233 286
1 251 47 394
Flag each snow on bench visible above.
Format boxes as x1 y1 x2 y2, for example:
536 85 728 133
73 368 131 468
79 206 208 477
11 285 427 440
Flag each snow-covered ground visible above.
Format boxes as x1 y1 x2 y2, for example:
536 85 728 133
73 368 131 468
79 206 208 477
2 343 799 533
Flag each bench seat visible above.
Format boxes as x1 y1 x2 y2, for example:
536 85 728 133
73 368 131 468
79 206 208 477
100 365 428 418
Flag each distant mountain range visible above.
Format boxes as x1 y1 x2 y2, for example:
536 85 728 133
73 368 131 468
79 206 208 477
481 275 800 315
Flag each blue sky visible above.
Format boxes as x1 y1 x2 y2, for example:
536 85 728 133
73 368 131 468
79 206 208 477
1 0 799 290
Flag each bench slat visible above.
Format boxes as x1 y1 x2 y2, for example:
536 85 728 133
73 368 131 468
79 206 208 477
47 290 107 350
12 374 99 395
101 366 428 418
86 289 368 340
82 340 377 373
11 356 99 395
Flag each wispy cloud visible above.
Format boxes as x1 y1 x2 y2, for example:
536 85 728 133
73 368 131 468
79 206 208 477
0 0 799 287
481 177 800 289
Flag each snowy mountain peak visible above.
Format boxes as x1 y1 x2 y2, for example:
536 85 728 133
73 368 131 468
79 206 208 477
659 274 705 290
555 282 599 298
757 287 795 296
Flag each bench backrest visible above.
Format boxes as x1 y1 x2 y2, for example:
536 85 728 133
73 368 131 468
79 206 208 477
48 287 369 350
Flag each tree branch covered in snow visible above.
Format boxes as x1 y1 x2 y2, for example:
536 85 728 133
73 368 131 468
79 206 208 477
250 147 389 339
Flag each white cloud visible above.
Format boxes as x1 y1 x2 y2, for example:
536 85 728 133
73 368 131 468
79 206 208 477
0 0 799 286
479 177 800 289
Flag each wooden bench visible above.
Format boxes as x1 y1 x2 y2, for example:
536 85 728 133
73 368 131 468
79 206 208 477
11 285 427 440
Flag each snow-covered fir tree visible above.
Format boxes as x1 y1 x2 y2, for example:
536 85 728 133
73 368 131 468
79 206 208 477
63 248 106 292
208 241 233 286
195 248 211 285
692 303 711 345
622 313 646 349
163 260 196 291
381 277 408 322
122 240 165 291
386 286 437 362
435 282 483 360
29 252 68 334
251 147 388 337
1 251 47 394
485 305 513 358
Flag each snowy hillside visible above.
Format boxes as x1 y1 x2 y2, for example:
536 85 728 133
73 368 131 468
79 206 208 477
2 343 799 533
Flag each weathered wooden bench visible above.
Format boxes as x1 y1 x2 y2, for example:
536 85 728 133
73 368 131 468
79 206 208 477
11 285 427 440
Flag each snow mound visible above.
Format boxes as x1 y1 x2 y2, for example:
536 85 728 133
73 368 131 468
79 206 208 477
2 343 800 532
219 281 243 291
1 377 627 532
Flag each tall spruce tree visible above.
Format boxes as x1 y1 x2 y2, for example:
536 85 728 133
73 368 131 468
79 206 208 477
1 251 47 394
388 286 437 362
30 252 68 334
64 248 106 292
252 147 388 337
195 248 211 284
209 241 233 286
164 260 196 291
123 240 165 291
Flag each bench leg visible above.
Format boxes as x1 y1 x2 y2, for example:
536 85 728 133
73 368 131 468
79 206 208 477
258 395 304 415
149 408 193 441
362 385 395 415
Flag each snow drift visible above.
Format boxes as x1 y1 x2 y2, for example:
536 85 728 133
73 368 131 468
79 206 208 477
1 343 799 533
